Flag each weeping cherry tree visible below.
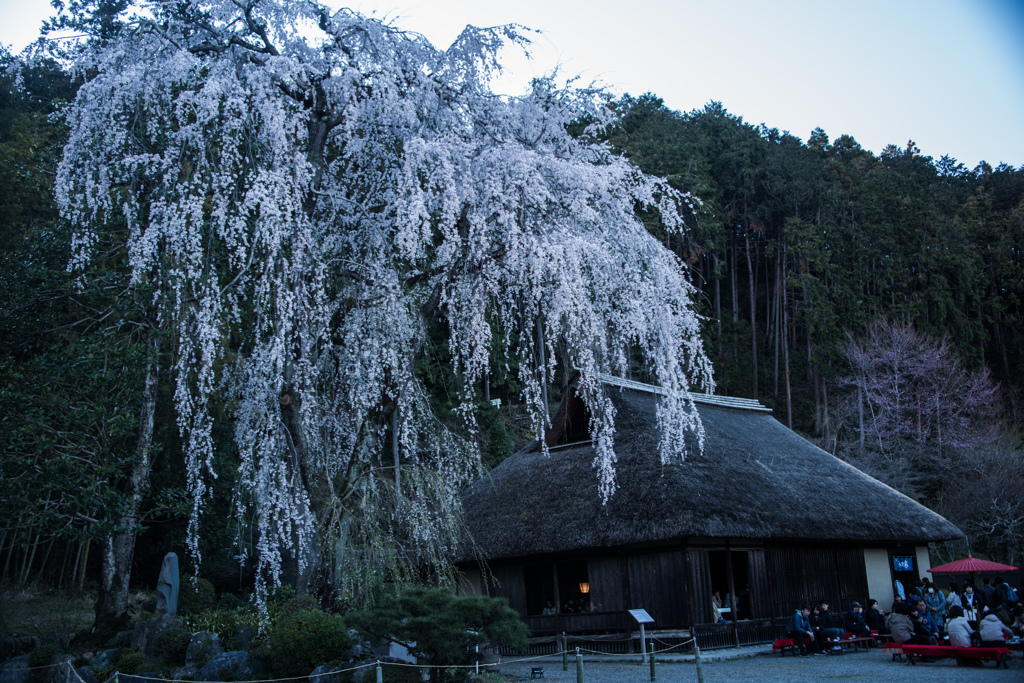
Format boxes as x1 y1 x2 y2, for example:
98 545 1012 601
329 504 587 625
53 0 713 611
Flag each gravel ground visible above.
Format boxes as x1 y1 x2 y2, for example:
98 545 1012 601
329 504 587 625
489 648 1023 682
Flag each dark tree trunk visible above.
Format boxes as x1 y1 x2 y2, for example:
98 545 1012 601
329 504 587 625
745 232 757 398
714 253 723 357
94 327 160 627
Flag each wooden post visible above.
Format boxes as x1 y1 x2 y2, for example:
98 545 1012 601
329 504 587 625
726 547 739 648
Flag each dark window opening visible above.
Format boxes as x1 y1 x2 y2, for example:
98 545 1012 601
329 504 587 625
544 383 593 447
524 563 555 616
708 551 751 620
557 560 590 613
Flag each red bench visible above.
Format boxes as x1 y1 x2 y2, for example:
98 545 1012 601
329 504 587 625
772 636 813 656
900 644 1011 668
882 642 903 661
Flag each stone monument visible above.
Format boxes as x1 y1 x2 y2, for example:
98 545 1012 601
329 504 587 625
155 552 179 614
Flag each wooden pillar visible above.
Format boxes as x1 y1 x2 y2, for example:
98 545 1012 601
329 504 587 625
726 542 739 648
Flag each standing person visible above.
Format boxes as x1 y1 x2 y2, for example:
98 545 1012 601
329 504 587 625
865 599 887 634
980 578 997 610
924 583 947 630
786 605 815 657
962 584 979 621
946 582 962 610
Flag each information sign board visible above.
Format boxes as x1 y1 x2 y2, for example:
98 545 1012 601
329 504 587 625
628 608 654 624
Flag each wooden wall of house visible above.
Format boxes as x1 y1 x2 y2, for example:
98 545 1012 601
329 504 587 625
490 563 527 614
587 555 627 613
478 542 871 632
626 550 688 627
765 545 869 615
688 550 713 624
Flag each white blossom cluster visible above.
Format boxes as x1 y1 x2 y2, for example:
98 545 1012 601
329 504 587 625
56 0 713 601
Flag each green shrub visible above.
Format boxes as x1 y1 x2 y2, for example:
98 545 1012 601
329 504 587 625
349 586 527 680
116 651 149 675
269 607 352 677
28 643 64 668
217 593 247 610
178 575 217 615
368 663 424 683
153 626 192 664
183 606 260 644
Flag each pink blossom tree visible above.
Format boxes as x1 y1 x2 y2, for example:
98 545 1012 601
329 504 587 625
837 319 998 498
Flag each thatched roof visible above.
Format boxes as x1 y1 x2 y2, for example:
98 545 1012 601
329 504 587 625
461 377 962 561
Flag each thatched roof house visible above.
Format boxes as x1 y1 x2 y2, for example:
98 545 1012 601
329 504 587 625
460 376 962 634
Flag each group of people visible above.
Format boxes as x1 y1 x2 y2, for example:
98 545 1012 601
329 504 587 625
540 598 588 614
785 599 875 656
884 576 1023 660
784 576 1023 660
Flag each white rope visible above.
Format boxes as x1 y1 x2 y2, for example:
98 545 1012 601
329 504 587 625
650 637 697 655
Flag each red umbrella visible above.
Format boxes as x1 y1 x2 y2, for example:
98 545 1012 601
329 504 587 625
928 554 1018 581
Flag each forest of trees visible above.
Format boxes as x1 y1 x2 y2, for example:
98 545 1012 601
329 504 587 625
1 2 1022 628
605 94 1024 565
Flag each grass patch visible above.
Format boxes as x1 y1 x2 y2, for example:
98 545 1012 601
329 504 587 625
0 587 96 649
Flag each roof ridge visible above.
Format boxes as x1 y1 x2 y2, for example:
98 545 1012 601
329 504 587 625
596 373 773 412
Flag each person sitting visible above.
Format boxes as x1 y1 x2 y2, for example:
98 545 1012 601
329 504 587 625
946 606 975 647
815 600 844 648
844 601 872 638
886 602 915 644
911 599 940 645
786 605 816 657
865 599 887 634
1011 604 1023 636
711 591 729 625
541 600 556 615
978 607 1013 647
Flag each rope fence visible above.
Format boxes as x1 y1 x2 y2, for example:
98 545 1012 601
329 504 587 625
50 634 706 683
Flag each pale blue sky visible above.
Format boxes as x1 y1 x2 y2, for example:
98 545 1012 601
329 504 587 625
2 0 1022 167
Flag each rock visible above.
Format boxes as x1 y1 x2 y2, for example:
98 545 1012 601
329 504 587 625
226 626 255 653
0 656 30 683
309 661 364 683
109 631 133 648
185 633 222 669
88 650 119 671
74 668 98 683
195 652 252 682
170 666 197 681
347 630 372 660
40 655 74 683
0 637 40 660
119 675 160 683
131 613 184 658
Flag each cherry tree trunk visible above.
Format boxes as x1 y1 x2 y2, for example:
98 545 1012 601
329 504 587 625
94 328 160 627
